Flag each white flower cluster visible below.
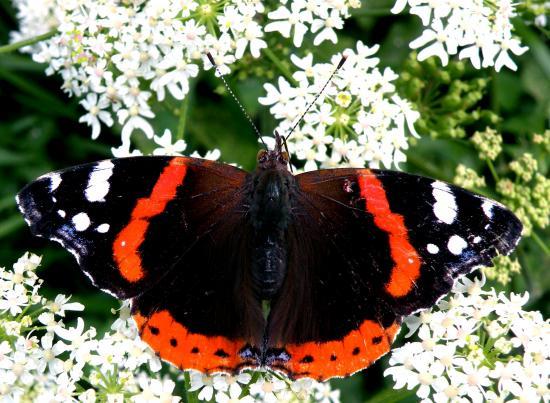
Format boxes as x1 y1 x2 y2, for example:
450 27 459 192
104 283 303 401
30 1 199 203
391 0 528 71
113 128 222 160
0 252 179 402
11 0 360 153
384 275 550 403
260 41 420 171
187 370 340 403
265 0 361 47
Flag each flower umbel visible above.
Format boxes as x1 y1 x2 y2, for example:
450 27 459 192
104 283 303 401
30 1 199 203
392 0 529 71
384 275 550 402
11 0 361 151
260 42 420 171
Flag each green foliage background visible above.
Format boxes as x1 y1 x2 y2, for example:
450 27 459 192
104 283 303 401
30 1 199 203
0 0 548 400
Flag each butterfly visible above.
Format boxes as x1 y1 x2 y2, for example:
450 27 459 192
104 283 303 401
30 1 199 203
16 132 522 380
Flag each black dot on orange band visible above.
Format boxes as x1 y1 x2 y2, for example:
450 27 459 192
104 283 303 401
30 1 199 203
170 338 178 347
330 354 337 361
191 347 199 354
214 349 230 358
300 355 314 363
372 336 383 345
149 326 159 335
352 347 360 355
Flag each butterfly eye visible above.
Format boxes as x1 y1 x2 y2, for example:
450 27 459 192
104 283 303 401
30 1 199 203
257 150 268 162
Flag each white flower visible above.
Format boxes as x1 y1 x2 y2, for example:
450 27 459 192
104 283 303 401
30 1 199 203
190 149 221 161
111 144 144 158
249 376 287 403
188 371 215 401
410 18 458 65
454 362 491 403
259 77 296 108
204 33 235 76
313 382 341 403
55 317 96 360
48 294 85 317
494 37 529 72
311 9 343 45
118 105 155 148
35 333 65 375
156 48 199 101
265 2 311 47
213 372 251 396
153 129 187 156
291 53 317 83
78 93 114 139
235 21 267 59
132 376 180 403
432 375 465 403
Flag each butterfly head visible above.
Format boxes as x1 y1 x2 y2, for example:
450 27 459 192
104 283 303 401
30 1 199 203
256 149 289 170
256 130 290 170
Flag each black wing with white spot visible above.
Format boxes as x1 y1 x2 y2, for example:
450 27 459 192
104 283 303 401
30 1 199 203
371 170 522 316
16 156 250 300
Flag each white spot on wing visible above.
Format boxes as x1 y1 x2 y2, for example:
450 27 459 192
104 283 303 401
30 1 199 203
431 181 457 224
448 235 467 255
482 200 494 218
72 213 91 231
427 243 439 254
39 172 62 191
58 210 66 218
96 223 110 233
473 236 482 244
85 160 114 202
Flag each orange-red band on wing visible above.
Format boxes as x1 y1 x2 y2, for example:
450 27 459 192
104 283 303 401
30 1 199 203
280 320 400 380
358 170 421 297
133 310 257 374
114 158 188 282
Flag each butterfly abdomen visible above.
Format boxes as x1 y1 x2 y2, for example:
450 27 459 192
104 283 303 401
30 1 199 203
249 169 294 300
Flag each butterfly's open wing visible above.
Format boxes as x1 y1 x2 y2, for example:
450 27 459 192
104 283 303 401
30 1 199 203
267 168 522 380
17 156 263 373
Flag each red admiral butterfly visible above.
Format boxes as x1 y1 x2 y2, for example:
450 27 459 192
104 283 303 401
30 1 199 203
16 131 521 380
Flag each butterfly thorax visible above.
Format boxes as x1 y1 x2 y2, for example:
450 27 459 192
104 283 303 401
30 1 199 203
249 166 294 300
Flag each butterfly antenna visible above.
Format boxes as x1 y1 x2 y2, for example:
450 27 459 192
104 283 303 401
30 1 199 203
207 52 268 149
275 130 293 172
285 55 347 142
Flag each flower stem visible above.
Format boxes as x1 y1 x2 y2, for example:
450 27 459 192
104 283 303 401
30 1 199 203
176 95 190 141
486 159 500 182
183 372 198 403
0 29 57 54
262 47 298 86
530 231 550 256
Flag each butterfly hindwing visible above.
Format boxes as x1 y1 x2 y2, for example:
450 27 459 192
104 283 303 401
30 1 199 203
266 168 521 380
